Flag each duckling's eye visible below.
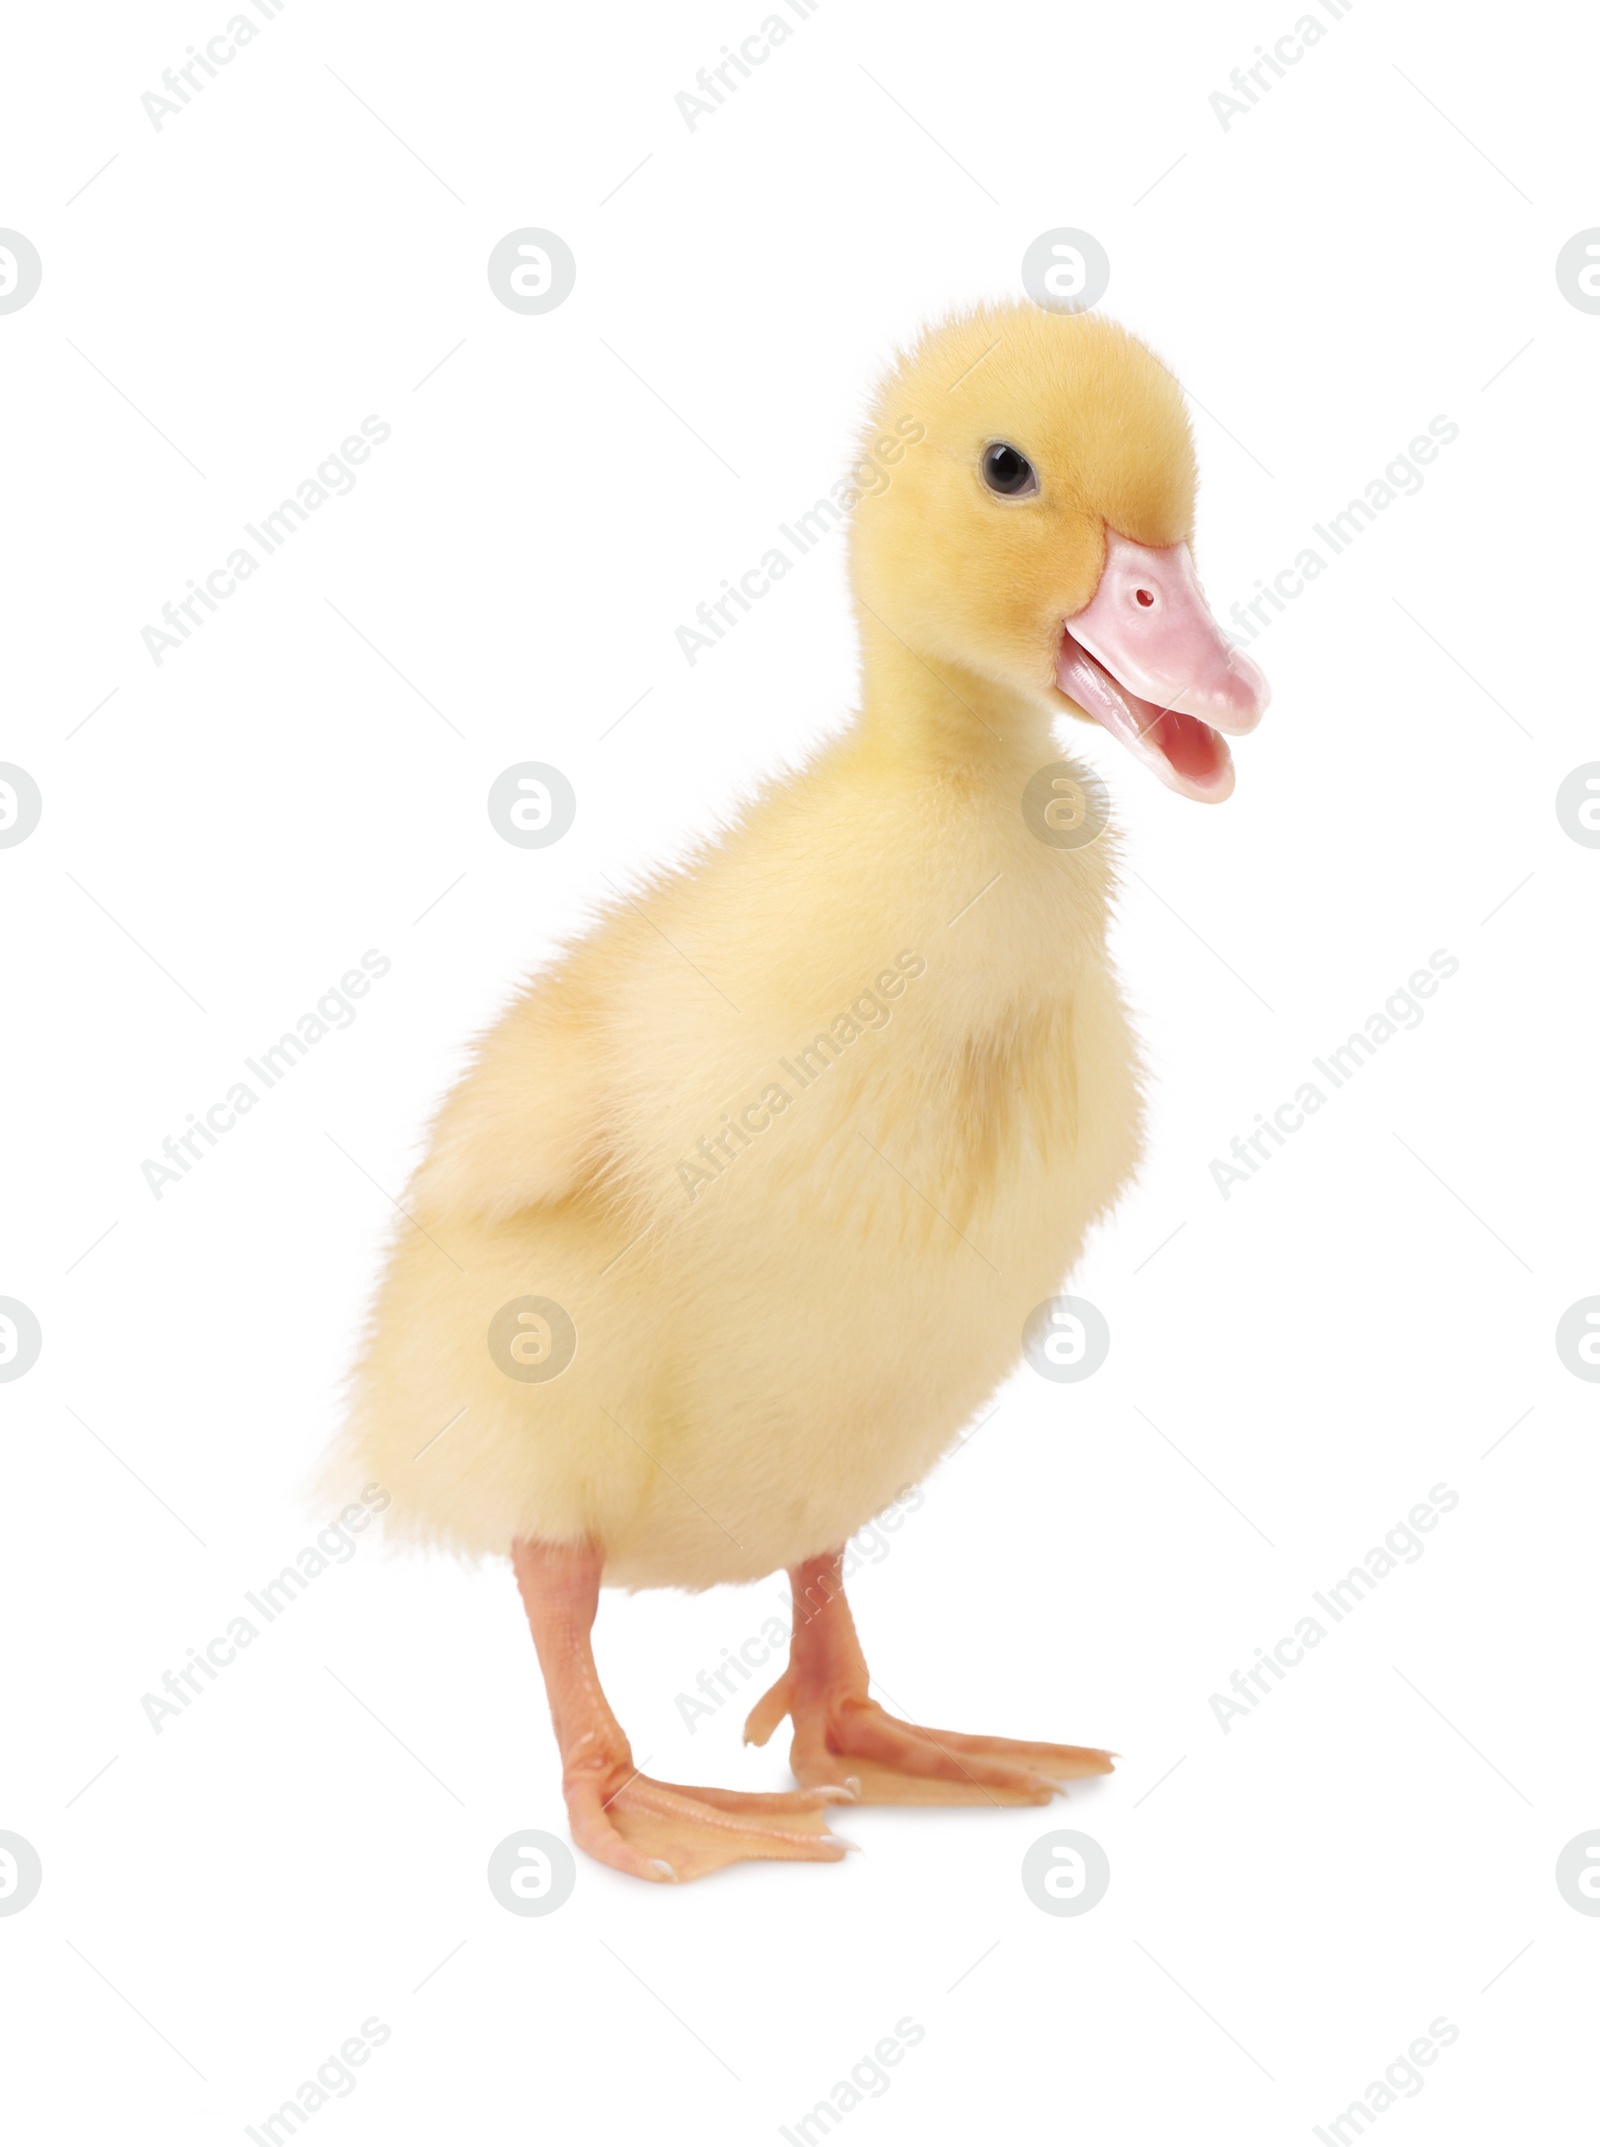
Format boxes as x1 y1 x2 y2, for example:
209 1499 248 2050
981 442 1038 498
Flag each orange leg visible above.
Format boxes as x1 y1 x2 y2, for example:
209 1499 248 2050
744 1551 1114 1806
512 1538 854 1882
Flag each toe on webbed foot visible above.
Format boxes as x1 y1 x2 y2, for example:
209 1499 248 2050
570 1772 858 1883
789 1698 1115 1808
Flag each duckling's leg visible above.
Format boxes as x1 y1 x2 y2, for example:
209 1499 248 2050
512 1538 854 1881
744 1551 1114 1806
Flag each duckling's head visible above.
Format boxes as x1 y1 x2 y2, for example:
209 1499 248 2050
851 301 1267 800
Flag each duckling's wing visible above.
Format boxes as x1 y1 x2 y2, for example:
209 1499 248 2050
411 967 609 1223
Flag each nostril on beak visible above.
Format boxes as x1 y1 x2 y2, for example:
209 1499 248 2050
1134 588 1155 607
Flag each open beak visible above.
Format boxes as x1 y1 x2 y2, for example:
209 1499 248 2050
1055 531 1269 802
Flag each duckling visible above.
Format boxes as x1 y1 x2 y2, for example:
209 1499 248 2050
332 301 1267 1881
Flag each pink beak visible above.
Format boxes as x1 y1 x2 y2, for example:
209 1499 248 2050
1055 530 1269 802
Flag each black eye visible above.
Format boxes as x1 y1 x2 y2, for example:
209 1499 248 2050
981 442 1038 497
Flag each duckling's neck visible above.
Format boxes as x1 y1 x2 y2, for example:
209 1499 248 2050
849 614 1061 784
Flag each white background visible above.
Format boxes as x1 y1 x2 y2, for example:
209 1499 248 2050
3 0 1597 2139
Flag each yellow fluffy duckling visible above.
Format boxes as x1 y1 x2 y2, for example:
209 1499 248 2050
332 301 1268 1881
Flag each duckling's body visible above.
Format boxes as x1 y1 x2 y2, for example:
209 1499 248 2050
347 719 1139 1588
334 302 1266 1880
